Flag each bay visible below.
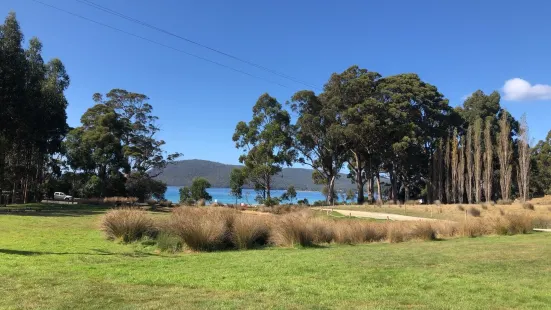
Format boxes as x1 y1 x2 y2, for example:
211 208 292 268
165 186 327 204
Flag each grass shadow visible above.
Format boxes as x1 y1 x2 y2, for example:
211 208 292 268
0 248 158 257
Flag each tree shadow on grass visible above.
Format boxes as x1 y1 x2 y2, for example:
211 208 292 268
0 248 158 257
0 206 111 217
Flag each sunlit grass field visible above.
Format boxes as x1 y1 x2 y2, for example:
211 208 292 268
0 204 550 309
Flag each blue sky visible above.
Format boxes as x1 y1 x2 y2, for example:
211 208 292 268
3 0 551 165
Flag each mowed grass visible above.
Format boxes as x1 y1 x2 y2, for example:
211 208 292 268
0 206 550 309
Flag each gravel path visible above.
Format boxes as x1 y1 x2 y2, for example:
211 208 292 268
320 208 437 221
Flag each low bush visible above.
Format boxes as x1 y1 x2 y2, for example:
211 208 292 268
410 222 437 241
168 207 235 251
492 214 533 235
386 222 407 243
196 199 206 207
457 205 465 211
468 207 481 217
231 215 270 249
103 196 138 205
532 216 551 228
307 218 335 244
462 219 488 237
522 202 535 211
101 208 154 242
270 214 314 247
156 231 182 253
481 204 488 210
433 221 460 238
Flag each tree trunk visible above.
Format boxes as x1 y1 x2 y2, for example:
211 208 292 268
376 173 382 203
355 168 365 204
390 170 398 204
327 175 336 205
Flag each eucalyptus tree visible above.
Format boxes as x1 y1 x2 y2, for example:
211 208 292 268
233 93 295 205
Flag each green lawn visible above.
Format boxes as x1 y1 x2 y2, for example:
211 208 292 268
0 205 550 309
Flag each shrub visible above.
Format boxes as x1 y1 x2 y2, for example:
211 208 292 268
307 218 335 244
481 204 488 210
462 219 488 237
457 205 465 211
433 221 460 238
522 202 535 211
333 221 364 244
532 216 551 229
103 196 138 205
386 223 407 243
270 214 314 247
468 207 481 217
197 199 206 207
231 215 270 249
156 231 182 253
502 214 533 234
497 199 512 205
101 208 154 242
410 222 437 241
168 207 235 251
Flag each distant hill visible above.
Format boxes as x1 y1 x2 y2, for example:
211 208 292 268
153 159 358 191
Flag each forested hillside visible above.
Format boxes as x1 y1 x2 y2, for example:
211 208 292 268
153 159 361 191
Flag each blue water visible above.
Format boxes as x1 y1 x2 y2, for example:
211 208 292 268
165 186 327 204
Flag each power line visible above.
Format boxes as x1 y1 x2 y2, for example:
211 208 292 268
30 0 294 90
74 0 319 90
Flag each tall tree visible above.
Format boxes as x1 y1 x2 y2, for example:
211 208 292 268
331 66 381 204
497 111 513 201
93 89 181 175
483 117 493 202
473 118 483 203
0 13 69 203
233 93 294 204
451 129 459 203
377 74 454 203
517 114 530 202
229 168 246 204
530 130 551 196
465 126 474 204
458 135 465 203
290 91 348 205
444 134 452 202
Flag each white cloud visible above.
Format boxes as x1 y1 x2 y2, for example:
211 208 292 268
503 78 551 101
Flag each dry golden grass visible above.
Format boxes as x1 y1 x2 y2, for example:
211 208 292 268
168 207 236 251
101 208 154 242
336 198 551 222
270 213 315 247
103 205 551 252
231 214 270 249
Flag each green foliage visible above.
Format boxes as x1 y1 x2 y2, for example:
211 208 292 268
179 187 192 203
233 93 295 202
280 185 297 203
83 175 102 198
0 13 70 203
190 177 212 202
229 168 245 203
531 130 551 196
125 172 167 202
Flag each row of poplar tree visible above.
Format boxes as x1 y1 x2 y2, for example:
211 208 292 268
233 67 531 205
